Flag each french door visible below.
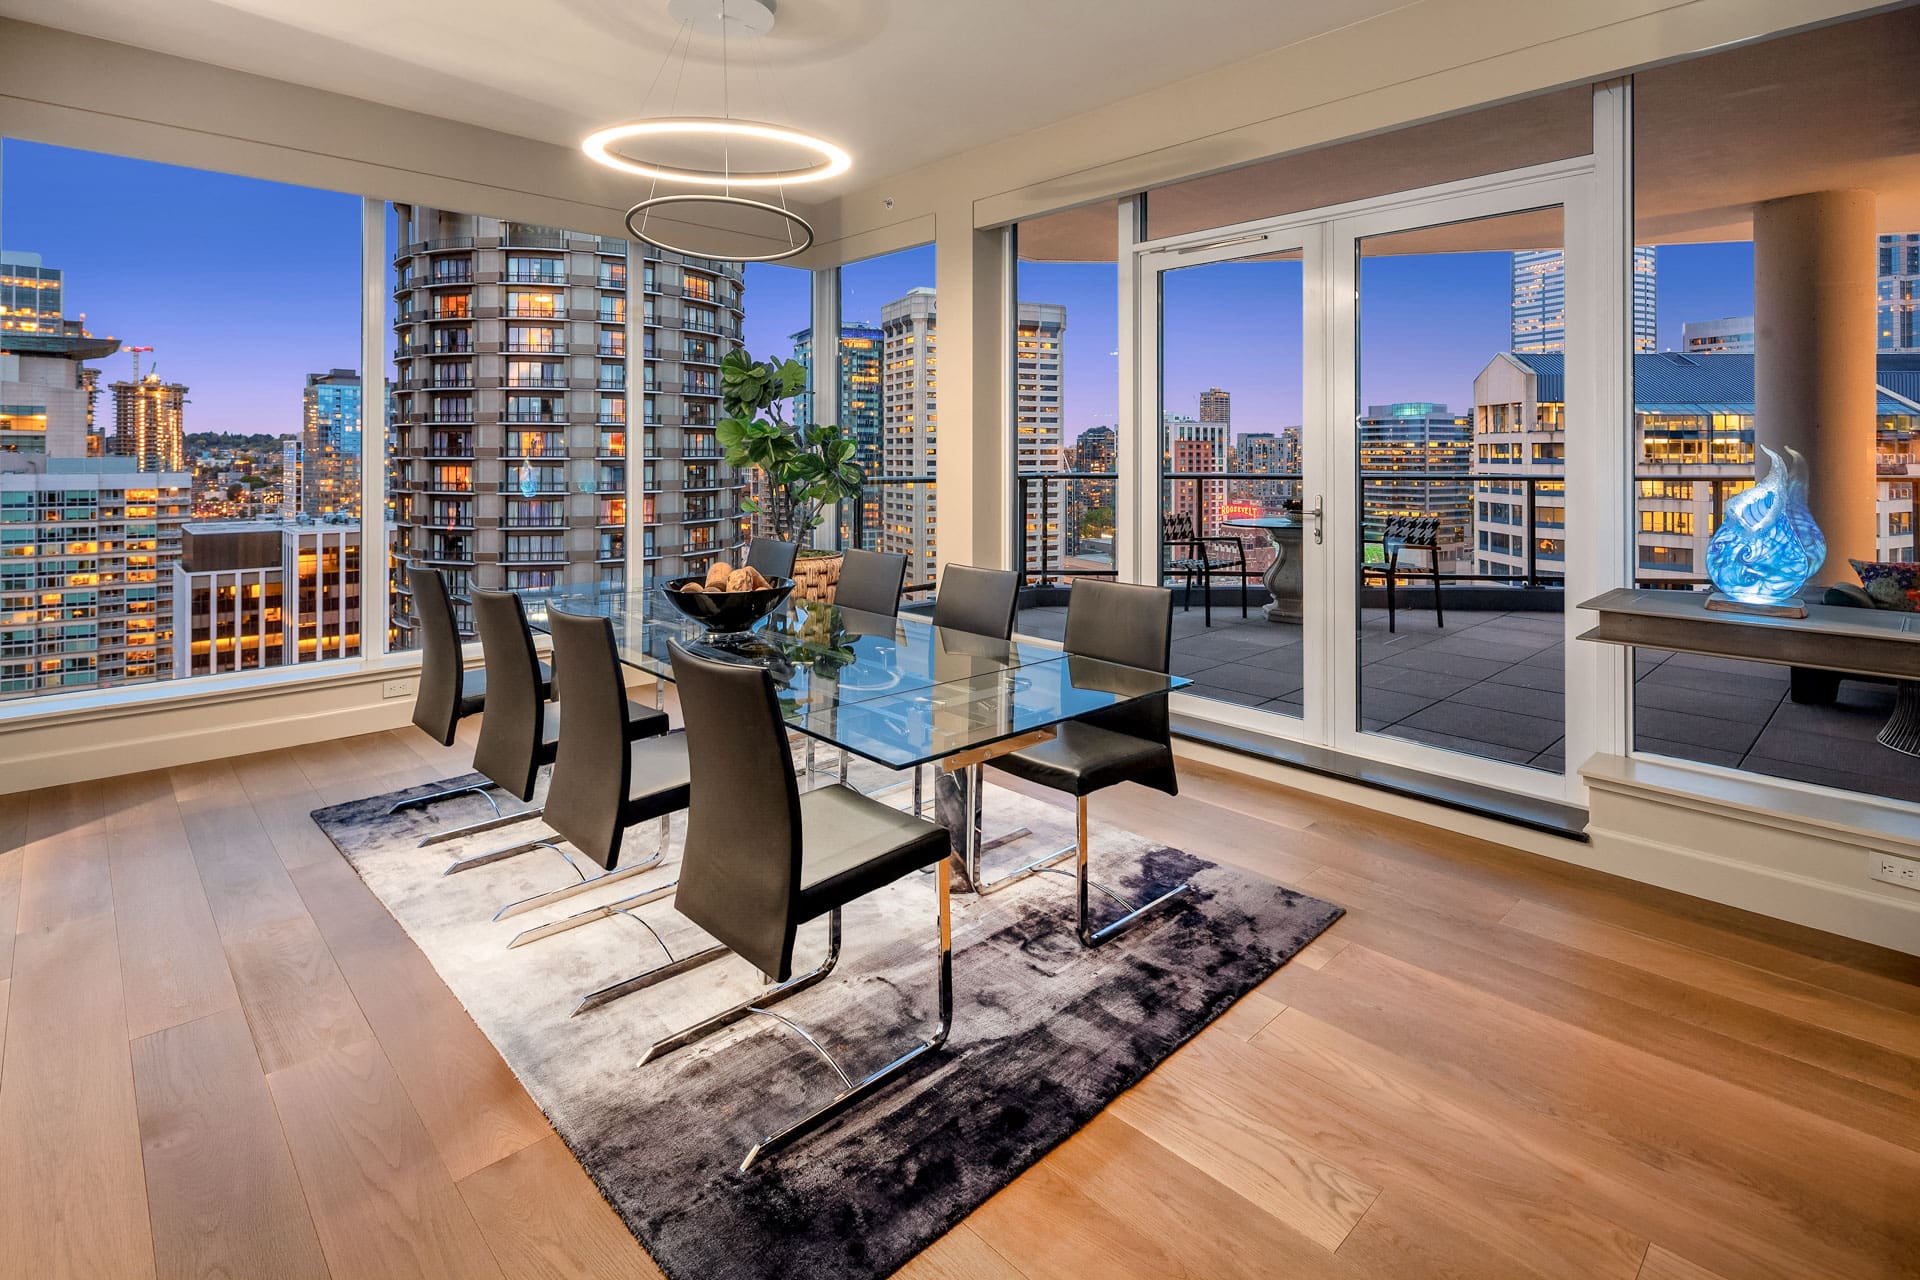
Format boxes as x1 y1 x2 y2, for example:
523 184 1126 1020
1125 159 1613 806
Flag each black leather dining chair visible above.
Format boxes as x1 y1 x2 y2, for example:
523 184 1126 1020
987 579 1192 946
483 605 691 927
931 563 1019 639
426 589 673 870
389 565 546 818
832 547 907 616
616 639 952 1173
747 537 799 581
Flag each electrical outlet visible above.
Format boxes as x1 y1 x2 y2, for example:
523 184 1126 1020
1867 851 1920 892
382 677 416 701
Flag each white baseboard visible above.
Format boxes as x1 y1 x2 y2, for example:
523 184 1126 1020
0 664 663 796
1177 739 1920 958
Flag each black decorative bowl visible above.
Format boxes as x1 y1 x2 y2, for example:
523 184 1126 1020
660 575 795 634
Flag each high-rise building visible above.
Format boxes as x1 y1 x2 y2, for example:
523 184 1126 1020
0 253 65 335
281 437 302 517
171 520 361 676
1066 424 1117 558
1233 430 1298 511
1879 233 1920 353
880 288 940 584
1199 386 1231 425
1014 302 1067 572
111 371 188 472
1512 247 1657 354
1681 316 1755 354
0 257 192 700
1356 402 1472 561
1165 412 1228 536
791 322 884 546
1471 351 1920 582
301 368 362 517
389 209 747 641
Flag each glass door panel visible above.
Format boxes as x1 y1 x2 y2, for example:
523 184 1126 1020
1157 249 1309 721
1353 207 1568 772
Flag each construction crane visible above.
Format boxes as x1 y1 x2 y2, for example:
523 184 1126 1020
123 345 154 383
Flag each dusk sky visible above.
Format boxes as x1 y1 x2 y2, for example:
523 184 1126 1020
9 139 1757 446
4 140 362 437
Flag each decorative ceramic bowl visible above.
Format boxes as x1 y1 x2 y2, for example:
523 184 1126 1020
660 576 795 633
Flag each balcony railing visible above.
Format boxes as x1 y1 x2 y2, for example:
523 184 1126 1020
1004 469 1759 590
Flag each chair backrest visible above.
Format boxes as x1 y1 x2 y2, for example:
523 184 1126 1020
1063 579 1174 750
668 640 806 982
542 606 635 870
470 588 548 802
1380 515 1439 549
1163 513 1197 544
408 565 466 745
931 563 1020 640
746 538 799 581
833 547 907 616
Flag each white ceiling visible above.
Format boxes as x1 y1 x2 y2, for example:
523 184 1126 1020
0 0 1411 197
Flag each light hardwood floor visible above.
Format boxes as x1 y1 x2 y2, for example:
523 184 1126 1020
1 712 1916 1280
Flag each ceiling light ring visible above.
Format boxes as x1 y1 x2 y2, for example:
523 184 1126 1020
625 194 814 263
584 118 850 187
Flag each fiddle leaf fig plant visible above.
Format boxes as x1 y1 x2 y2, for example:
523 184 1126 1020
716 347 863 546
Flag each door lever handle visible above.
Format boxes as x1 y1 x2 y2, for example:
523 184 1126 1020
1305 496 1325 545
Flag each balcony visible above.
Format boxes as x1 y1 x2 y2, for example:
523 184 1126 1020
505 268 566 285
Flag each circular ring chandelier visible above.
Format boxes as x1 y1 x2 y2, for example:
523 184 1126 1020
624 193 814 262
581 0 845 263
584 119 849 188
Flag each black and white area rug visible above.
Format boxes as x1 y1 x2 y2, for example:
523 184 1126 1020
312 773 1342 1280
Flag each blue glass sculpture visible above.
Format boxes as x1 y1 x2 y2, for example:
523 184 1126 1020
1782 446 1826 579
1706 444 1819 610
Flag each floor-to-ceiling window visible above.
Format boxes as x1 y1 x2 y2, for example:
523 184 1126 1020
1 140 363 697
1628 7 1920 804
1009 201 1123 635
840 244 937 584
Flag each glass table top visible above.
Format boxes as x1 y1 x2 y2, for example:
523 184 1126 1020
522 585 1190 769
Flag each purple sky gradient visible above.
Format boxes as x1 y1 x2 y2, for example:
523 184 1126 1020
4 140 362 437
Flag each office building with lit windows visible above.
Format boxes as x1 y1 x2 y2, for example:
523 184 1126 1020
1014 301 1067 572
0 253 65 334
1472 351 1920 584
792 321 884 546
170 519 361 677
879 288 941 584
1512 247 1656 353
1880 233 1920 353
389 209 747 640
1681 315 1755 354
1357 402 1473 565
300 368 362 518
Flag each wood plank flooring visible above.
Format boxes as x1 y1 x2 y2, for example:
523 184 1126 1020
1 716 1915 1279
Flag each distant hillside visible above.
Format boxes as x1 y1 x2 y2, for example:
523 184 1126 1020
185 432 289 451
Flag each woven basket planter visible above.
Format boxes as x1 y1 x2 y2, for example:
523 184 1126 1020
791 551 845 603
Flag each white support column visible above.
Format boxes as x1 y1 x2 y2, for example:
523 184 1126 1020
359 196 391 654
1565 78 1635 794
933 212 1012 575
811 265 841 550
1116 195 1149 586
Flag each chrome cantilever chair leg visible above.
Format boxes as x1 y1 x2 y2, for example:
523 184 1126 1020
1036 795 1192 947
387 780 502 817
636 863 955 1173
487 815 673 922
418 804 544 848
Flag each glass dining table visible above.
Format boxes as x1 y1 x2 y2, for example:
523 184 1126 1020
521 585 1189 893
